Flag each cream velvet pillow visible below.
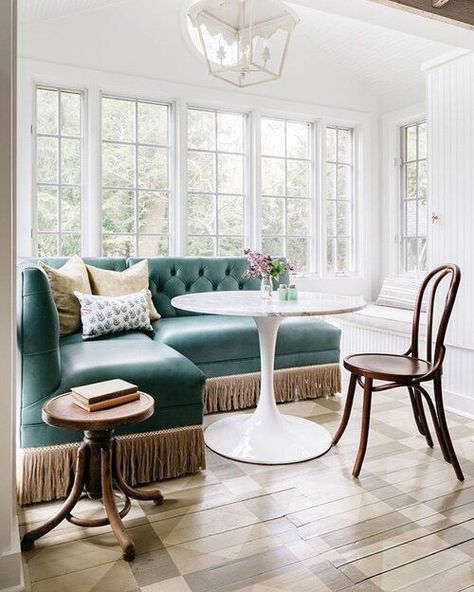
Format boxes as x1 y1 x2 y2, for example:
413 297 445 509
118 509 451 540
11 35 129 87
86 259 160 321
38 255 92 336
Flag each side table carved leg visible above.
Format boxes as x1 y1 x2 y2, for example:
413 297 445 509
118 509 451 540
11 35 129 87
113 441 164 505
21 443 88 551
101 446 135 561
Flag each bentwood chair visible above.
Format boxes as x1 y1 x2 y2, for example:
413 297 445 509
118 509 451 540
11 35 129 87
332 264 463 481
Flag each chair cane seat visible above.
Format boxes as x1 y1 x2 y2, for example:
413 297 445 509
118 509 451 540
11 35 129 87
344 353 433 382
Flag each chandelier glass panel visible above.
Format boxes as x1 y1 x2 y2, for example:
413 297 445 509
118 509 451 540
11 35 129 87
188 0 299 87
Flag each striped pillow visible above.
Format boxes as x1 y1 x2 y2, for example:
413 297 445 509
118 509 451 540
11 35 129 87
376 277 424 311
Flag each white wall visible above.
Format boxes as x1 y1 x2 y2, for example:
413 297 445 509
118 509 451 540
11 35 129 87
0 1 23 591
424 50 474 416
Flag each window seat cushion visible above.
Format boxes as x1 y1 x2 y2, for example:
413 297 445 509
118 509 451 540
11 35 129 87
336 303 425 336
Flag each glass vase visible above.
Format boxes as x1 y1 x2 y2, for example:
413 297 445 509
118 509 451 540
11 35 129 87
260 275 273 300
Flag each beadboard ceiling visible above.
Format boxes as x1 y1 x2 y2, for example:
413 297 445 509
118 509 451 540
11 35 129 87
18 0 455 109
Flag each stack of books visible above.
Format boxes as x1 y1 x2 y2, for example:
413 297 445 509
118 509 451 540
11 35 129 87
71 379 139 412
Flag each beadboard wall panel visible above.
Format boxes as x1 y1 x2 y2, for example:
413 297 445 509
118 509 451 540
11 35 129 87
427 52 474 351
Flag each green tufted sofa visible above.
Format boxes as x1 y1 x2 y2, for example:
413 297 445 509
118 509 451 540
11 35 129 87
17 256 341 504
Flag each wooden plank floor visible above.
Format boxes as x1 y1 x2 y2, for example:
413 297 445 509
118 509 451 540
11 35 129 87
19 381 474 591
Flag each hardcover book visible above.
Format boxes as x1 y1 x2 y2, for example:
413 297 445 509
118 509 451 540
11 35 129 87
71 379 138 405
72 391 140 412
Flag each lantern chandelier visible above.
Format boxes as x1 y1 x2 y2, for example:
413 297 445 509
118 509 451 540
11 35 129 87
187 0 300 88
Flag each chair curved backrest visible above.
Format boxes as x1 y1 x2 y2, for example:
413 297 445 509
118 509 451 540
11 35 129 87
410 264 461 366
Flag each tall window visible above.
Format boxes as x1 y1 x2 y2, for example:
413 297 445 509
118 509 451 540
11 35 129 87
261 118 312 272
400 121 427 273
186 108 246 256
101 97 171 257
35 87 82 257
326 126 355 274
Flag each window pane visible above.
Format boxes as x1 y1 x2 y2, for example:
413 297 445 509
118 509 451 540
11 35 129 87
261 119 285 157
287 199 309 236
326 126 355 273
326 200 336 237
418 198 428 236
37 186 58 232
138 235 168 256
287 122 309 159
406 125 417 161
326 128 337 162
218 195 243 235
61 187 81 232
35 87 83 256
217 113 244 153
187 109 215 150
138 102 168 145
138 192 169 234
326 164 336 201
61 138 81 185
138 146 168 190
37 136 58 183
337 165 351 200
262 236 283 257
218 236 243 256
218 153 243 194
405 200 417 236
102 190 135 233
102 235 136 257
61 234 81 257
418 160 427 200
187 235 215 256
187 194 215 235
418 122 427 160
336 201 351 237
37 89 58 135
102 143 135 188
61 92 81 137
262 197 284 236
419 239 427 270
262 157 285 196
287 160 309 197
406 238 418 272
38 234 59 257
337 129 351 163
102 98 135 142
188 151 216 192
287 237 309 272
406 163 417 199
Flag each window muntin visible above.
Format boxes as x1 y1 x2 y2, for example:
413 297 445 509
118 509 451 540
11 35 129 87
186 108 246 256
400 121 427 273
326 126 355 274
261 118 312 272
101 97 171 257
35 87 83 257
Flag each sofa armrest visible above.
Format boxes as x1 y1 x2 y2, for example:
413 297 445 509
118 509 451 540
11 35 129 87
17 265 61 414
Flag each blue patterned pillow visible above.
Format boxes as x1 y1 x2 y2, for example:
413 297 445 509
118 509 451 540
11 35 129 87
376 277 425 311
74 289 153 340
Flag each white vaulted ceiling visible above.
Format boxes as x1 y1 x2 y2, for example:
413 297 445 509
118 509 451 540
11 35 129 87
18 0 456 112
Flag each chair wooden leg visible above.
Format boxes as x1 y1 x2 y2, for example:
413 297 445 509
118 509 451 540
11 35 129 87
433 376 464 481
408 386 433 447
21 443 87 551
353 378 373 478
101 446 136 561
414 384 451 463
332 373 357 446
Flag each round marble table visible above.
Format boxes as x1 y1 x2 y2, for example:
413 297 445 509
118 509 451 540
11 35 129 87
171 291 365 465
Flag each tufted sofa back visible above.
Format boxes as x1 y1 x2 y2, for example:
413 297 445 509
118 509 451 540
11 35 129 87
129 257 288 317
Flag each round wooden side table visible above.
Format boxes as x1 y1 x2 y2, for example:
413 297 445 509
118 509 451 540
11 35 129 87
21 392 163 561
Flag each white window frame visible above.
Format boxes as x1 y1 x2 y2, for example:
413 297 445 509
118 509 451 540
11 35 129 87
324 124 357 276
33 84 85 257
259 114 317 274
185 104 250 256
99 93 174 257
399 119 428 275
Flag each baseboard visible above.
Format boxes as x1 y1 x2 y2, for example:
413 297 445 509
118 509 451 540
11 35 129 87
0 516 24 592
444 388 474 420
